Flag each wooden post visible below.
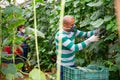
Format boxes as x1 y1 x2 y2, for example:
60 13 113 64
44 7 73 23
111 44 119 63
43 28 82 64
114 0 120 41
0 7 2 65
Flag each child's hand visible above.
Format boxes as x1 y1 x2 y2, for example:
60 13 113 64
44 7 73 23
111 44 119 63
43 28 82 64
26 35 31 40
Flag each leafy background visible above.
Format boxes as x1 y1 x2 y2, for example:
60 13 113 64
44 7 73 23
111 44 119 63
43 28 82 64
0 0 120 80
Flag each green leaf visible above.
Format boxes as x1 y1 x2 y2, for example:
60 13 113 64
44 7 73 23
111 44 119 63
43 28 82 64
29 68 46 80
48 51 54 55
2 38 12 46
15 63 24 69
36 0 44 3
66 0 72 2
1 64 17 75
73 1 79 7
87 0 103 7
80 0 91 3
8 18 26 29
7 0 11 3
15 72 24 79
85 0 91 2
14 36 24 45
104 16 112 22
26 27 45 38
6 74 14 80
110 64 118 71
80 18 91 27
4 5 23 18
75 58 85 66
90 18 104 28
90 10 101 20
112 25 117 32
115 54 120 64
114 43 120 53
115 57 120 64
74 8 80 13
106 23 114 30
104 34 116 41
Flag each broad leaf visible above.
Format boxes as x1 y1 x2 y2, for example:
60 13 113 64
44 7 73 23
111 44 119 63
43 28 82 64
15 63 24 69
6 74 14 80
66 0 72 2
8 18 26 29
26 27 45 38
115 54 120 64
104 34 116 41
7 0 11 3
110 65 118 71
80 19 90 27
90 10 101 20
104 16 112 22
90 18 104 28
29 68 46 80
73 1 79 7
4 5 22 18
1 64 17 75
106 23 114 30
36 0 44 3
115 57 120 64
14 36 24 45
75 58 85 66
15 72 24 79
87 0 103 7
2 38 12 46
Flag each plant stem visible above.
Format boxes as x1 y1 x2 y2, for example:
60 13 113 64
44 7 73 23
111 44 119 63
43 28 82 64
11 28 15 80
12 12 17 80
33 0 40 70
57 0 65 80
12 28 15 64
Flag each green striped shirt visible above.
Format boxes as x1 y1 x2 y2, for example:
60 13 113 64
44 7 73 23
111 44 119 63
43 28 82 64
55 29 96 66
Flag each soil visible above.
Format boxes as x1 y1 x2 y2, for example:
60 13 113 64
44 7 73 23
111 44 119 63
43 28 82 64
15 75 29 80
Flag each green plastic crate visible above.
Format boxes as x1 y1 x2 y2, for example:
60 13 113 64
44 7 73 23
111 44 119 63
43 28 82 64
63 65 109 80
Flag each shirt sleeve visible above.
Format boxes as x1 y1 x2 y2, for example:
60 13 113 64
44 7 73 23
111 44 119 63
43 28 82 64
75 30 97 38
17 32 28 41
62 35 91 52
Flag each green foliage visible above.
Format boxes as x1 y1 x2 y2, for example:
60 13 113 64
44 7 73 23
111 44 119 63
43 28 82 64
29 68 46 80
1 63 24 79
87 0 103 7
22 0 119 79
4 5 23 19
1 64 17 75
0 4 28 79
22 1 57 71
63 0 119 79
1 0 119 79
15 63 24 69
26 27 45 38
90 18 104 28
36 0 44 3
1 64 17 80
1 5 26 46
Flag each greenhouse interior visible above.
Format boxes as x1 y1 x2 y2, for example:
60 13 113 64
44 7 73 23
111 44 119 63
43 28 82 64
0 0 120 80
